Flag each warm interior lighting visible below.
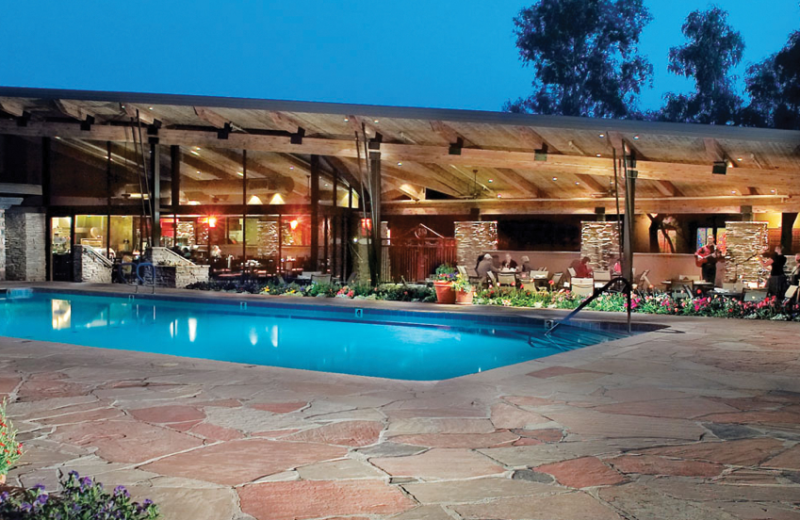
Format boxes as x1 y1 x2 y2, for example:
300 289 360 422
343 117 349 122
208 216 217 228
488 179 493 183
373 119 379 124
599 133 605 138
191 150 200 156
290 219 299 230
269 193 285 205
248 195 263 205
633 135 640 140
552 177 558 181
236 172 243 177
397 162 403 166
187 201 201 206
596 153 602 157
289 166 295 170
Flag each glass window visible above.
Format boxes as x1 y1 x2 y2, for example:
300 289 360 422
74 215 108 253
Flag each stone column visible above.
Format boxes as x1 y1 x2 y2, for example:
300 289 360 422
455 221 498 267
581 221 621 272
724 221 769 283
5 211 46 281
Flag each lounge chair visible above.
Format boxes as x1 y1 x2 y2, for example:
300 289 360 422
571 278 594 298
497 273 517 287
311 274 332 285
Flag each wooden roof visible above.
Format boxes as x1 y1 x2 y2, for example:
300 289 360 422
1 86 799 214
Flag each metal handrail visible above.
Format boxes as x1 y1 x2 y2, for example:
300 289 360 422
547 276 632 335
137 262 156 294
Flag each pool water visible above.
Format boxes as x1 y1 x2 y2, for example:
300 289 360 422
0 291 631 380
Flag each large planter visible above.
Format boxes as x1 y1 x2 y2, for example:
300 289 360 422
433 280 456 304
455 289 474 305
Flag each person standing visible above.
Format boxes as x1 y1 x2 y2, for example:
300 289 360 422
761 245 787 299
695 236 720 285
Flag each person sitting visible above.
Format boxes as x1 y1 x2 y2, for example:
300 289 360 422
476 253 494 282
569 256 594 279
501 253 518 271
210 245 222 259
609 255 622 277
791 253 800 286
761 244 788 299
520 255 532 273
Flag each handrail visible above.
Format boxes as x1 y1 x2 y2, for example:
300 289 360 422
137 262 156 294
547 276 632 335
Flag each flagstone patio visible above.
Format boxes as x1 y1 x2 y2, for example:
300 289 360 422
1 286 799 520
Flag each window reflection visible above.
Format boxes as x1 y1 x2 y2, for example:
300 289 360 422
51 299 72 330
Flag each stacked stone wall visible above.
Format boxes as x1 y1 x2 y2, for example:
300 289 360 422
724 221 769 283
580 222 621 272
5 212 46 281
455 221 498 268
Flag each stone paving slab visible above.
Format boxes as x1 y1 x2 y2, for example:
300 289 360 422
1 283 800 519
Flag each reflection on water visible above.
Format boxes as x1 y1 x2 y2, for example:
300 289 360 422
51 299 71 330
2 292 626 380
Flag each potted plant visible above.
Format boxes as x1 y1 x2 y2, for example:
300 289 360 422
0 399 22 485
453 273 475 305
433 264 457 304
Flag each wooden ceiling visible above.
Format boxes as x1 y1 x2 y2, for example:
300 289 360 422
1 87 799 214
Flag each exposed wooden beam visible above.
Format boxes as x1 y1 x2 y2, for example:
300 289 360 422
0 98 25 117
194 107 232 130
430 120 475 147
652 180 683 197
54 100 94 122
575 174 608 194
704 137 734 165
0 183 42 195
492 168 542 198
2 120 800 192
383 194 792 216
269 111 305 133
120 103 155 125
516 126 545 150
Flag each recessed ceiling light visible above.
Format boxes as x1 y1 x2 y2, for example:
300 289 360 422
488 179 493 183
190 150 200 156
552 177 558 181
737 157 742 162
575 181 580 185
373 119 379 124
771 189 776 193
54 136 61 140
196 171 201 174
343 117 349 122
599 133 605 138
633 135 639 140
289 166 295 170
497 194 502 198
596 153 602 157
237 172 243 177
397 162 403 166
148 107 154 110
731 190 736 194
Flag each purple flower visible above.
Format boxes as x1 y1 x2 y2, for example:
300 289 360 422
35 494 48 505
113 485 130 498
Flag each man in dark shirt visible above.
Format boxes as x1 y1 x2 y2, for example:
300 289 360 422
762 245 787 299
695 237 720 284
501 253 518 271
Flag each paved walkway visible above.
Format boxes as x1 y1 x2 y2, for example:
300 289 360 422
1 284 799 519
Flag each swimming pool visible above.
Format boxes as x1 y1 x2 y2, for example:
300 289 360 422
0 290 634 380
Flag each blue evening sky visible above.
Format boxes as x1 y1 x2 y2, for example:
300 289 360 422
1 1 797 112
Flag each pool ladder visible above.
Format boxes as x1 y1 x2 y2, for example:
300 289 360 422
545 276 632 336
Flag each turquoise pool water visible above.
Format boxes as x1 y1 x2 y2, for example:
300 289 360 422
0 291 630 380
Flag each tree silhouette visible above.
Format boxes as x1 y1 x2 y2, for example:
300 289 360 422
741 29 800 130
505 0 653 118
659 7 744 125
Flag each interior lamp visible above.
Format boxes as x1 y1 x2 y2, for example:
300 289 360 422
290 219 299 230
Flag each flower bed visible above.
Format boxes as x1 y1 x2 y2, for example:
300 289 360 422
185 280 800 321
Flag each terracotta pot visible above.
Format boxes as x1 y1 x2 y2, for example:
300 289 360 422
433 280 456 304
455 289 474 305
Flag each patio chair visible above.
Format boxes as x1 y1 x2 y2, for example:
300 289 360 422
521 281 537 292
456 265 468 277
311 274 332 285
783 284 798 305
551 272 563 288
571 278 594 298
487 271 498 286
594 271 611 289
567 267 577 278
497 272 517 287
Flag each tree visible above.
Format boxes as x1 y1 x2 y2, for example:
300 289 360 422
659 7 744 125
741 29 800 129
505 0 653 118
